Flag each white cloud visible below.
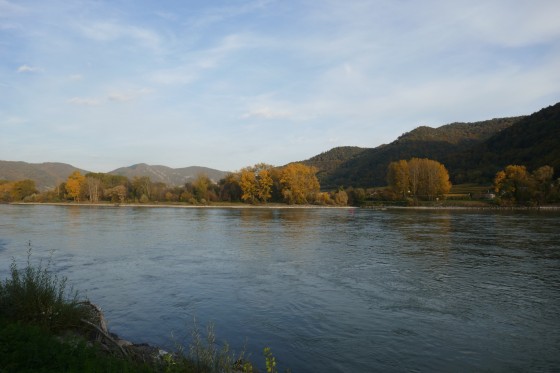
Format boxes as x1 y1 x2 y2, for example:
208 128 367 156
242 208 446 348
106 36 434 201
17 64 42 73
68 74 83 81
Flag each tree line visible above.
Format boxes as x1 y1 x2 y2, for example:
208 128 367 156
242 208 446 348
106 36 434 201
0 163 348 206
2 159 559 206
493 164 559 205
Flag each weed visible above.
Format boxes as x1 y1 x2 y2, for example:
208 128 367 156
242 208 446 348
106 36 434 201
0 243 95 333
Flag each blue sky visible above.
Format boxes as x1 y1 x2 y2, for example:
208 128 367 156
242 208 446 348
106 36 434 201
1 0 559 172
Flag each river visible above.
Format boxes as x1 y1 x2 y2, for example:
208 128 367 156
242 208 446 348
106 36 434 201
0 204 559 372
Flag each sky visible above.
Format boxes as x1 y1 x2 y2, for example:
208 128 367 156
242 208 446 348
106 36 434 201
1 0 560 172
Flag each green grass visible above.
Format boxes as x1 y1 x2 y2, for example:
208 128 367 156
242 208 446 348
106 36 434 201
0 319 153 372
449 183 493 195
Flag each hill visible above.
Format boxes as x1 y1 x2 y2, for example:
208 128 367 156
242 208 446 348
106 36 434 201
0 161 229 191
301 146 366 184
0 161 88 191
109 163 228 185
307 116 523 188
444 102 560 183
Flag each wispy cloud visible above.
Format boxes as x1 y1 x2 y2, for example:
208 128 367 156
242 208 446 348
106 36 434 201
150 33 251 85
17 64 42 73
77 21 161 51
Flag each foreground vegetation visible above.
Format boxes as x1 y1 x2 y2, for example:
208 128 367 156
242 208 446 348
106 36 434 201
0 250 281 372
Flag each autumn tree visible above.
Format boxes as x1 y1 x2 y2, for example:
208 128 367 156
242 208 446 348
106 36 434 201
387 160 409 198
387 158 451 200
280 163 320 204
106 185 127 203
0 179 38 202
494 164 556 204
334 190 349 205
239 164 274 204
494 165 531 203
66 171 85 202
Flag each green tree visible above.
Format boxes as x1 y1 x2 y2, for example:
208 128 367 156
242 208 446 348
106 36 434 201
192 174 211 202
218 173 242 202
532 165 554 203
11 179 38 201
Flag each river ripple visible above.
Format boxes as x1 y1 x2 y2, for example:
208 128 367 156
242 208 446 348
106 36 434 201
1 205 559 372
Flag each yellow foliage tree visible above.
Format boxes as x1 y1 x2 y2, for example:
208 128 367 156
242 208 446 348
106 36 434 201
387 160 409 198
66 171 85 202
280 163 320 204
494 164 531 202
387 158 451 200
239 164 274 204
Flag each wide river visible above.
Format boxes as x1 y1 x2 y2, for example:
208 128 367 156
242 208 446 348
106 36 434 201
1 204 559 372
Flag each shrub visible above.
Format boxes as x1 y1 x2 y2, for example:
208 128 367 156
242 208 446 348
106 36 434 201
0 245 95 333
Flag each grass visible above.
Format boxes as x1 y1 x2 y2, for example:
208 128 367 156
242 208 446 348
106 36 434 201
0 247 281 372
0 244 95 333
0 320 153 372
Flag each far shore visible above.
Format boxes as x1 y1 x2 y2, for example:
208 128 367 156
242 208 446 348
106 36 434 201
8 201 355 209
7 201 560 211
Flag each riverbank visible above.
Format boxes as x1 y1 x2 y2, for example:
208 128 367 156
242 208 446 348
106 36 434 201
9 201 355 209
9 201 560 211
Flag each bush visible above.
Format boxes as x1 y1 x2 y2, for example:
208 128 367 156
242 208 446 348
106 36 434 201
0 245 95 333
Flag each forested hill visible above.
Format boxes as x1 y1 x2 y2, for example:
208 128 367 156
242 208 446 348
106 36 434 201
444 102 560 183
0 161 87 190
307 116 523 188
109 163 228 185
301 146 366 183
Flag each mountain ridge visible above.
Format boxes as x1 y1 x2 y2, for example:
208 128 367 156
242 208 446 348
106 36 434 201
0 161 229 191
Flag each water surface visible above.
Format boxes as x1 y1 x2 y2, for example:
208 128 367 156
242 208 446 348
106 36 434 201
1 205 559 372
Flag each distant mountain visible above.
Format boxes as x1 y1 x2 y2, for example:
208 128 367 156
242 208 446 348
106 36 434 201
0 161 229 191
109 163 228 185
305 116 523 188
0 161 88 191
